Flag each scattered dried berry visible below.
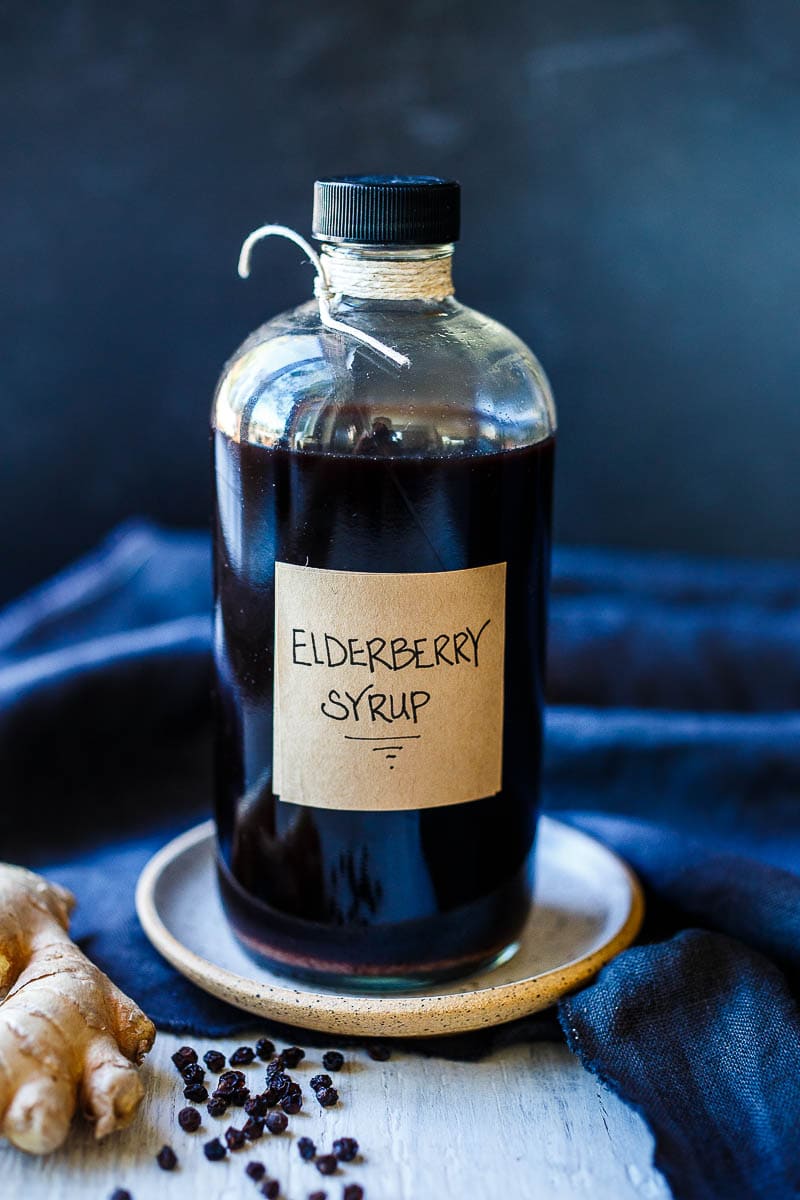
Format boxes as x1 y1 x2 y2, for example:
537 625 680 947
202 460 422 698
246 1161 267 1181
322 1051 344 1072
183 1083 209 1103
181 1062 205 1086
316 1154 338 1175
281 1094 302 1115
308 1193 326 1200
156 1145 177 1171
343 1187 363 1200
261 1181 279 1199
366 1044 391 1062
178 1106 201 1133
206 1097 228 1118
286 1080 302 1097
316 1087 339 1108
271 1073 291 1096
203 1050 226 1073
262 1085 281 1108
231 1046 256 1066
265 1058 282 1079
225 1126 247 1151
243 1116 265 1141
171 1046 197 1072
217 1069 246 1091
110 1190 132 1200
265 1111 288 1134
255 1037 275 1061
297 1136 316 1161
310 1075 332 1092
332 1137 359 1163
203 1137 226 1161
245 1094 268 1117
280 1046 305 1068
230 1086 251 1106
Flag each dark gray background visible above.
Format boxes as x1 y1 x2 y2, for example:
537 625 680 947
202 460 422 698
3 0 800 602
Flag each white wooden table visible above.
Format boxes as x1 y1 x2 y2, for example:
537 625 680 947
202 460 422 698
1 1031 669 1199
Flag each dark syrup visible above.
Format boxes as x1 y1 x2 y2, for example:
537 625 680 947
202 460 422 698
213 431 555 986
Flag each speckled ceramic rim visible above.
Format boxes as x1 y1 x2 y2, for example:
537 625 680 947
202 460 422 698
136 819 644 1038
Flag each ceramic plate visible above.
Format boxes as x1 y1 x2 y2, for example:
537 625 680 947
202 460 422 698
136 817 643 1038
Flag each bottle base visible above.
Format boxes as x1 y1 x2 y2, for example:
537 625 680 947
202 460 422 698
231 928 522 993
312 937 522 993
216 852 531 993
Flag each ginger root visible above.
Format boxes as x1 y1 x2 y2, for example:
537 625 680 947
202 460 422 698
0 863 155 1154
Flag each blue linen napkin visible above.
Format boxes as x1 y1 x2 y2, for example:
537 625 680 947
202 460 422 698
2 521 800 1200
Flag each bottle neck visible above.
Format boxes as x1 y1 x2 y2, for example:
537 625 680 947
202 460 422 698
318 243 455 302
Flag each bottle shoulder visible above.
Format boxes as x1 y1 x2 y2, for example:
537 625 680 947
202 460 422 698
213 297 556 455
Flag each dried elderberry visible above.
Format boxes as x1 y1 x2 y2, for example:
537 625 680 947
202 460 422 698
366 1044 390 1062
310 1074 331 1092
203 1050 226 1073
225 1126 247 1151
316 1154 338 1175
171 1046 197 1072
183 1083 209 1103
343 1187 364 1200
246 1161 266 1181
181 1062 206 1086
261 1181 279 1199
178 1106 201 1132
207 1096 228 1118
255 1037 275 1061
243 1116 265 1140
155 1145 177 1171
265 1111 288 1134
279 1045 305 1068
203 1137 226 1161
281 1094 302 1115
245 1094 268 1117
231 1045 256 1066
316 1086 339 1108
332 1137 359 1163
297 1136 316 1161
216 1069 246 1091
322 1051 344 1072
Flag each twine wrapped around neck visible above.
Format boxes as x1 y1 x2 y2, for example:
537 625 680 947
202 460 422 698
321 249 454 301
237 224 412 368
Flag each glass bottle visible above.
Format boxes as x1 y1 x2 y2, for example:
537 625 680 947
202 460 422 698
212 176 556 988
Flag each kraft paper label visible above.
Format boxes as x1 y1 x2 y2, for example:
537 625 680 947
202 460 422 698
273 561 506 811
